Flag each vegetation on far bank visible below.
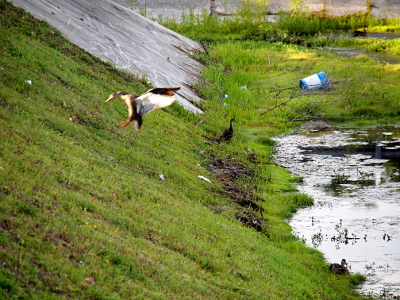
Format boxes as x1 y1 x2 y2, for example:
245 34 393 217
1 0 400 299
158 0 400 128
159 0 400 54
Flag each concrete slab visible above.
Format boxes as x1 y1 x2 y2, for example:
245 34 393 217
10 0 400 115
114 0 400 19
11 0 204 113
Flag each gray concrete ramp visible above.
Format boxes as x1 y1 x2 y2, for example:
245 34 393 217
11 0 204 113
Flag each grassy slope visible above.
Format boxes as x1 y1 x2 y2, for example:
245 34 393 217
0 2 371 300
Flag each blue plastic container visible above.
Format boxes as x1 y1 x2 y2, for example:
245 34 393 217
299 72 329 90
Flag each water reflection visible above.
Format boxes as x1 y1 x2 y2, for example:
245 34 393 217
274 125 400 297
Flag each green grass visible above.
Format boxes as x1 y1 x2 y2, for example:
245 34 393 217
160 1 400 54
193 40 400 128
3 1 397 299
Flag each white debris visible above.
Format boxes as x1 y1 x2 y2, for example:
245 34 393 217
159 174 165 181
25 80 32 85
198 175 211 183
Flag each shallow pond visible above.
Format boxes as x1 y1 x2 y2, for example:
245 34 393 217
325 46 400 65
325 32 400 65
273 124 400 297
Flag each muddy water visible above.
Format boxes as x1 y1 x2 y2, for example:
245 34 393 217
273 124 400 297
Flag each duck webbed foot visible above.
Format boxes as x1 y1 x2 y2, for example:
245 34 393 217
120 121 131 127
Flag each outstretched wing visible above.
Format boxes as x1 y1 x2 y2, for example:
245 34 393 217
148 87 180 96
135 87 180 115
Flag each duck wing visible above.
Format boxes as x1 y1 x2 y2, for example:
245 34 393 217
220 129 233 140
148 87 180 96
135 87 180 115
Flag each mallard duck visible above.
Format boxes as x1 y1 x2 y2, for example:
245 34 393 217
218 119 238 142
329 259 350 275
105 87 180 131
353 25 368 37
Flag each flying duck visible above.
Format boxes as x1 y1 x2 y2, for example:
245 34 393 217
329 259 350 275
218 119 238 142
105 87 180 131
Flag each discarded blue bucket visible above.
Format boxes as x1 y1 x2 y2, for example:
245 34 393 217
300 72 329 90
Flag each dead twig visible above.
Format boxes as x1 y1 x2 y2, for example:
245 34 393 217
200 41 209 55
269 86 298 97
259 90 304 116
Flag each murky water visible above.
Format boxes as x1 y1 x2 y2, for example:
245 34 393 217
273 124 400 297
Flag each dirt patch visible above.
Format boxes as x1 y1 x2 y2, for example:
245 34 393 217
208 156 268 232
235 208 266 232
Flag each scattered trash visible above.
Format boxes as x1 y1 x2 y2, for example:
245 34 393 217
194 120 203 127
223 103 228 106
68 117 73 121
300 71 329 90
224 94 230 98
159 174 165 181
241 85 248 90
382 132 393 136
84 276 95 285
198 175 211 183
25 80 32 85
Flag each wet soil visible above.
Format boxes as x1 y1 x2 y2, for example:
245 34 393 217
273 122 400 297
207 156 268 232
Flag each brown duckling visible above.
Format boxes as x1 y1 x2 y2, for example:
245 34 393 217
329 259 350 275
218 119 238 143
353 25 368 37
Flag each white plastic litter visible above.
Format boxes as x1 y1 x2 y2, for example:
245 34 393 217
198 175 211 183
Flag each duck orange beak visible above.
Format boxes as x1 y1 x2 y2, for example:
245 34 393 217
105 95 115 103
105 92 124 103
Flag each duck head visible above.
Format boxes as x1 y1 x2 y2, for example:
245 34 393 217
105 91 127 102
